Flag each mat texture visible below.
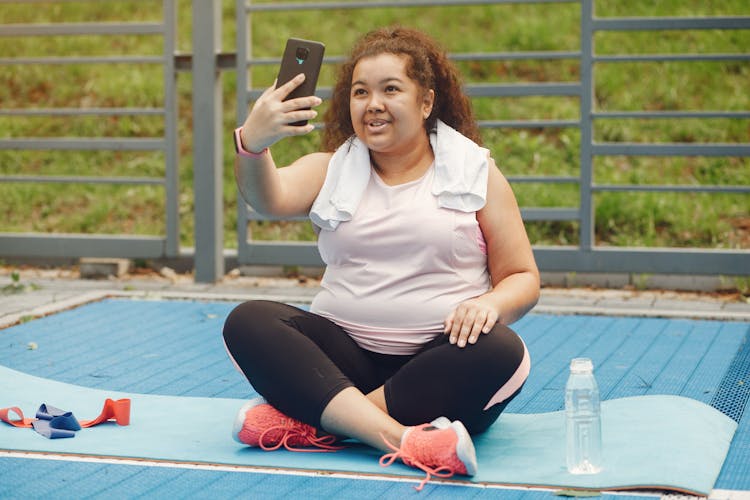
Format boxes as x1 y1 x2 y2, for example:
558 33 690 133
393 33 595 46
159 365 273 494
0 365 736 496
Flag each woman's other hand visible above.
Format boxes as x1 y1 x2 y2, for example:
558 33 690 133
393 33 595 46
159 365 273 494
443 295 500 348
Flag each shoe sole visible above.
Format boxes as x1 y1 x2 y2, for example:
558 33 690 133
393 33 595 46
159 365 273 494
451 420 478 476
231 396 267 444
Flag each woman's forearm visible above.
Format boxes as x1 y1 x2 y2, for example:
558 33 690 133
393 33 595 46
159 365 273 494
486 270 540 326
234 152 285 215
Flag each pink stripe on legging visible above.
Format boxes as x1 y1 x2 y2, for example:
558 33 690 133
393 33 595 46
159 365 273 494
483 339 531 411
223 336 246 376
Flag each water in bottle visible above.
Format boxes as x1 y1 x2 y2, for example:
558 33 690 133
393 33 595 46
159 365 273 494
565 357 602 474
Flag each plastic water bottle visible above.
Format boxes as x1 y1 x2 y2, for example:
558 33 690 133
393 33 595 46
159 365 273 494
565 357 602 474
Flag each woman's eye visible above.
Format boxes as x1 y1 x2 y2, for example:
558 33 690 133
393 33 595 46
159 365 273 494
385 85 399 93
352 88 367 96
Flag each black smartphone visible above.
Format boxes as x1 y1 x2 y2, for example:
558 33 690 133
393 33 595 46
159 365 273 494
275 38 325 126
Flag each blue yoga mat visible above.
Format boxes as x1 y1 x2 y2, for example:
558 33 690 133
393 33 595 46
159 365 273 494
0 365 736 495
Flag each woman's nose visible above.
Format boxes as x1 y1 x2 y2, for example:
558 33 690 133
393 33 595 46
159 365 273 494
366 93 384 112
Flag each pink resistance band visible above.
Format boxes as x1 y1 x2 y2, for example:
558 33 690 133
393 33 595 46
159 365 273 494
0 398 130 439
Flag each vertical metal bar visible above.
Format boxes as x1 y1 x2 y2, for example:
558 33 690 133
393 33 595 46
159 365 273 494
579 0 595 250
163 0 179 257
236 0 250 262
191 0 224 282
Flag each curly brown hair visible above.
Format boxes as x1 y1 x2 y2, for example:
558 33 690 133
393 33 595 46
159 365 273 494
322 26 481 152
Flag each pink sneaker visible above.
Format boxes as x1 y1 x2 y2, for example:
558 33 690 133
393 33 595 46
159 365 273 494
232 397 342 452
380 417 477 491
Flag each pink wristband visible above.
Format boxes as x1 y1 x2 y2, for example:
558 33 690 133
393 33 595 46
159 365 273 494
233 127 268 158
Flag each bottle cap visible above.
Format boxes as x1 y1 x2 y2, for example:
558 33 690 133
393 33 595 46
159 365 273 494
570 357 594 373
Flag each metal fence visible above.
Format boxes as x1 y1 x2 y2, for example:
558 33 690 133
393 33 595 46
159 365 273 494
0 0 748 282
0 0 179 259
235 0 750 278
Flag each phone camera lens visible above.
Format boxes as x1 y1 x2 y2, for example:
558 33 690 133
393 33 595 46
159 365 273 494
295 47 310 61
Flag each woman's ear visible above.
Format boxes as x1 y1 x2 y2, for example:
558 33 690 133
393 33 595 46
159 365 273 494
422 89 435 120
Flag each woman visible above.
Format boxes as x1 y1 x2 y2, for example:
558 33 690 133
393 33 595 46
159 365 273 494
224 27 539 490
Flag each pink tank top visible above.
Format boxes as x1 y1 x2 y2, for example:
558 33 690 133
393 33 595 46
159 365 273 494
310 165 491 355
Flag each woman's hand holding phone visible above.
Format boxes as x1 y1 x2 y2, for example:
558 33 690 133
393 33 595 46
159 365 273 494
238 37 325 155
239 74 323 154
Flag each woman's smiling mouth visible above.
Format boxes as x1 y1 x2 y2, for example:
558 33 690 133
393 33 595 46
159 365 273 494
366 119 390 131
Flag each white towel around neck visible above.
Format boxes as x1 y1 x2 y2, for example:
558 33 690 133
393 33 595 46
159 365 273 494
309 119 489 231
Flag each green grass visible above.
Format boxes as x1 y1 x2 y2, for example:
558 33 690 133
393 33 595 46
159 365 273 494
0 0 747 251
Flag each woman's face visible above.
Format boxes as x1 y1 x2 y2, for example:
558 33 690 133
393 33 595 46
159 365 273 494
349 53 434 155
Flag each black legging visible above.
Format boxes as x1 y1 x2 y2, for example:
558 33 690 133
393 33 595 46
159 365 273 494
223 300 527 434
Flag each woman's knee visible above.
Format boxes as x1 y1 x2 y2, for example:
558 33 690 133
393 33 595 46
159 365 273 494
222 299 277 345
483 324 527 366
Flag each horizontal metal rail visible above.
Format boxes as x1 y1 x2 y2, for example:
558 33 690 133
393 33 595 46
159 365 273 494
533 246 750 275
0 0 100 2
592 16 750 32
0 234 167 259
593 111 750 120
479 119 579 128
508 175 579 184
522 208 580 221
592 184 750 194
452 51 581 61
0 107 165 116
243 0 578 13
0 138 164 151
594 53 750 63
238 241 323 267
245 211 308 222
591 143 750 157
0 175 165 185
0 56 165 65
174 51 236 71
0 22 165 36
242 50 580 67
468 82 581 97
